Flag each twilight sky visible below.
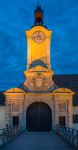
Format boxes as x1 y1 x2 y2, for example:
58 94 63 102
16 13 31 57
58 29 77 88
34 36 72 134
0 0 78 91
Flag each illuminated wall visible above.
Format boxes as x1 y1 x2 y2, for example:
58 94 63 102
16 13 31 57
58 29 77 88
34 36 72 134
26 26 52 69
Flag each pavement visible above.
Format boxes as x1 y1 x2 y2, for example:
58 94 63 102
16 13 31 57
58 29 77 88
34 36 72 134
1 132 73 150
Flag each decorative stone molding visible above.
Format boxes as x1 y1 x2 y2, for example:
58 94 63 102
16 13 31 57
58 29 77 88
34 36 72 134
58 103 67 112
24 71 55 91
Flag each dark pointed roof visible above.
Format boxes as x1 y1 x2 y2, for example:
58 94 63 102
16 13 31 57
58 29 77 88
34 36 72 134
28 60 48 69
34 5 44 26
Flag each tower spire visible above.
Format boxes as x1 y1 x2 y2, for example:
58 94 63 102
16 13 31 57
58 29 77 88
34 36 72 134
34 1 44 26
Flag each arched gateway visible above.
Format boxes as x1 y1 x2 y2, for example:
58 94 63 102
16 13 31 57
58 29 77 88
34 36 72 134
26 102 52 132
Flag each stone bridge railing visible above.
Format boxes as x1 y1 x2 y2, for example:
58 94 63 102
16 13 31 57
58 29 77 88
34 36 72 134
56 125 78 150
0 125 22 147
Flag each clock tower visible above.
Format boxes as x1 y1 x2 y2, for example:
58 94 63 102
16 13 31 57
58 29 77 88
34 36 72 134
26 6 52 69
24 5 55 91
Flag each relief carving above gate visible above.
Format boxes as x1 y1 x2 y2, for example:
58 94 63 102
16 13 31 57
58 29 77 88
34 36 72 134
23 72 55 91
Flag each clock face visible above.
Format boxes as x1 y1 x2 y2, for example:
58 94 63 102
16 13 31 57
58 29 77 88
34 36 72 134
32 31 45 44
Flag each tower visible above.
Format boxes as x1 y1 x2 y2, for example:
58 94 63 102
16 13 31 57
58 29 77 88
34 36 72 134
26 5 52 70
23 5 54 91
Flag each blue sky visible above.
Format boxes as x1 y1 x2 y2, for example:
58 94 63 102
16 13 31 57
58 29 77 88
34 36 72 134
0 0 78 91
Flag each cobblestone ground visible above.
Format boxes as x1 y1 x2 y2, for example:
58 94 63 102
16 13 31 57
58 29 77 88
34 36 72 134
2 132 73 150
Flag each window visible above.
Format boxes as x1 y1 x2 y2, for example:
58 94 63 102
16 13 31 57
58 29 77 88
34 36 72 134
12 116 19 127
59 116 66 126
73 115 78 123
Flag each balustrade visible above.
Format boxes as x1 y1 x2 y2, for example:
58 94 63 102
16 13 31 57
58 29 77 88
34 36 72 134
0 125 21 146
56 125 78 149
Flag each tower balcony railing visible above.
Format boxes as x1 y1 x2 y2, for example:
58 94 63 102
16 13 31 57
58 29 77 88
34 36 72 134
0 125 22 147
56 124 78 149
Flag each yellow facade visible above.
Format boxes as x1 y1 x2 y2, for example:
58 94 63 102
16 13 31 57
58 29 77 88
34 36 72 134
26 26 52 69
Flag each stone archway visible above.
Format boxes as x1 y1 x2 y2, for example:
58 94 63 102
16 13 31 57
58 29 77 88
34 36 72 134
26 102 52 132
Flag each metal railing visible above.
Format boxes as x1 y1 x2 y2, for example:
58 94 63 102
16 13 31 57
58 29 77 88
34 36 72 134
0 125 21 146
56 125 78 149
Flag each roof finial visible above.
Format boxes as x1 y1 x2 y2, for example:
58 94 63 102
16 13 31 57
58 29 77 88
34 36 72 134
34 0 44 26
